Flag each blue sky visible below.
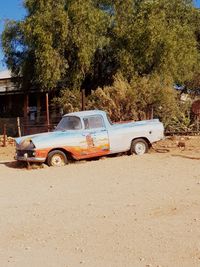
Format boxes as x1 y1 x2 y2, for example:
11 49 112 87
0 0 200 71
0 0 25 70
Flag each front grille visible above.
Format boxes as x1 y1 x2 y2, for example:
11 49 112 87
17 150 35 157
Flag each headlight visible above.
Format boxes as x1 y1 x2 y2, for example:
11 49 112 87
29 140 35 149
20 138 35 149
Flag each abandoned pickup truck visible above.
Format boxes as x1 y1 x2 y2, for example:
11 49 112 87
15 110 164 167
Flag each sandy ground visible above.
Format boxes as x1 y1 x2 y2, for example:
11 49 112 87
0 137 200 267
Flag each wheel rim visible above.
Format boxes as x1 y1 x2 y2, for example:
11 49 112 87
51 154 65 167
134 142 146 155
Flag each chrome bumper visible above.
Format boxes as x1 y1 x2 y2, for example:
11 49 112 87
15 156 46 163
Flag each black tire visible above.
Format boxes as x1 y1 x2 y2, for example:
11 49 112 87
47 150 68 167
130 138 149 155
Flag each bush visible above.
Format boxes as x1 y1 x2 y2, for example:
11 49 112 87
52 89 81 114
87 75 138 121
130 75 179 124
52 74 190 131
164 100 194 132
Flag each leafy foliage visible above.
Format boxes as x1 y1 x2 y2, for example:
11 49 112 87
54 74 179 126
131 75 179 123
2 0 110 90
111 0 199 82
52 88 81 114
165 101 194 132
87 75 138 121
2 0 200 90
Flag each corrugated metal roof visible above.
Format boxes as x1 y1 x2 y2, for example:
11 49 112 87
0 69 11 79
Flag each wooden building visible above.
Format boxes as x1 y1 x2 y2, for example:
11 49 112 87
0 70 60 136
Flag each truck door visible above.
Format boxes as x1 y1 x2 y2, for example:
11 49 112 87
82 115 110 157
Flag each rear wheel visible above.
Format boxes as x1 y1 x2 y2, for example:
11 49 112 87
47 150 67 167
131 139 149 155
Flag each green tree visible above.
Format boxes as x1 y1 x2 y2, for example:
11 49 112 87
2 0 69 90
65 0 110 89
110 0 199 83
2 0 110 91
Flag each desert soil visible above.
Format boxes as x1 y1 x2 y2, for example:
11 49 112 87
0 137 200 267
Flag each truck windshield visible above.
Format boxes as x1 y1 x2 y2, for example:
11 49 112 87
55 116 82 131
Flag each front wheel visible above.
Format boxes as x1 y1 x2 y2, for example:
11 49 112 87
131 139 149 155
47 150 68 167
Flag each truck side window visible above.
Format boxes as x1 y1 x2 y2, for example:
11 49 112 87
83 116 104 129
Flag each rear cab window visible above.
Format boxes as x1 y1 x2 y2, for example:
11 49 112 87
83 115 105 129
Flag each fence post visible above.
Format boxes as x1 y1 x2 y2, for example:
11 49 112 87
24 94 29 135
17 117 21 137
197 116 199 132
3 124 6 147
81 89 85 111
46 92 50 132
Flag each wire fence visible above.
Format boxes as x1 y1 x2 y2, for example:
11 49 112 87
1 112 200 138
0 112 62 137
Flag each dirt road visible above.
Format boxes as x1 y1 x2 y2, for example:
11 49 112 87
0 146 200 267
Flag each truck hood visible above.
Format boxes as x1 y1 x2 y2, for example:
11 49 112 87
15 130 78 149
